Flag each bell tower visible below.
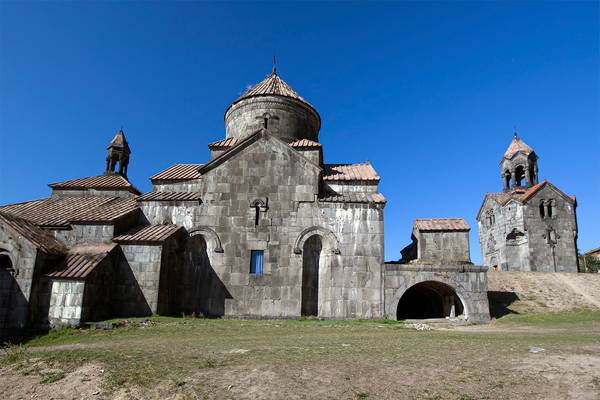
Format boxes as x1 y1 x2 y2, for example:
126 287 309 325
105 129 131 178
499 131 538 191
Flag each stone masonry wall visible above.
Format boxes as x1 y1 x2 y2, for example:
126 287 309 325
384 264 490 324
523 186 578 272
48 280 85 327
117 244 163 316
0 225 40 338
416 230 470 262
184 135 384 319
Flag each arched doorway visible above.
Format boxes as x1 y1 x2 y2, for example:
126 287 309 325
182 234 230 317
301 235 322 317
0 253 15 330
396 281 464 320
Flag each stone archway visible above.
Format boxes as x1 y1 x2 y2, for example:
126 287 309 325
293 226 340 255
384 268 490 322
396 281 464 320
188 226 224 253
293 227 341 318
301 235 322 317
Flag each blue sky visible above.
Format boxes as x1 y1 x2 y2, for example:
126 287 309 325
1 2 598 262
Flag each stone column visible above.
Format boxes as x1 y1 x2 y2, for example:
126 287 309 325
511 170 517 189
533 165 539 185
525 166 531 187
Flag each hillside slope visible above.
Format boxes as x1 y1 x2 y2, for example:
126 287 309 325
487 272 600 317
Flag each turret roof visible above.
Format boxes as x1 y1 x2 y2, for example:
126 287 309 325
504 135 534 159
231 71 314 109
108 129 130 151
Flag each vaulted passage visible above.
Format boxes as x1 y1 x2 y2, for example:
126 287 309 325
396 281 464 320
301 235 322 317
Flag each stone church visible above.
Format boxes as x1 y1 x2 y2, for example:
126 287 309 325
476 134 579 272
5 68 558 340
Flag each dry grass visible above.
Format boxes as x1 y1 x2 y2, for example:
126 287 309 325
1 311 599 399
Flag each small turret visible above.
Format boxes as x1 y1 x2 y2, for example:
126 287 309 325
499 131 538 191
105 129 131 178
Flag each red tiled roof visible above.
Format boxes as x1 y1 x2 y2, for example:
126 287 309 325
113 224 182 244
504 137 534 159
48 175 139 194
47 243 116 279
137 192 201 202
414 218 470 232
0 196 138 228
289 138 321 148
318 192 386 204
487 181 550 206
323 163 380 182
69 197 138 224
0 211 66 255
150 164 203 182
231 71 314 109
208 137 238 150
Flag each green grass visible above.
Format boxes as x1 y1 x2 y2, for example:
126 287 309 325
495 309 600 325
2 313 599 397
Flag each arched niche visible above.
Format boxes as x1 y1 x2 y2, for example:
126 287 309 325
293 226 341 255
188 227 224 253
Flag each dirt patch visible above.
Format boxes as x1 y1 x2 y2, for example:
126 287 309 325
1 363 104 399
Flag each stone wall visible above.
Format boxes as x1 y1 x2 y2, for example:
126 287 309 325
117 244 163 316
522 186 578 272
0 226 42 338
225 96 320 142
152 180 202 192
140 201 199 229
384 263 490 324
182 134 385 319
415 230 470 263
48 280 85 327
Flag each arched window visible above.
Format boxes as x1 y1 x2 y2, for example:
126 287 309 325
547 200 553 218
539 200 545 218
0 253 13 271
515 165 525 187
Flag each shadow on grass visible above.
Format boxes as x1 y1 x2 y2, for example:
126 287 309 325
488 291 520 319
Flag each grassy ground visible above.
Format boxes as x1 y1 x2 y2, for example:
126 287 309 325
1 311 600 399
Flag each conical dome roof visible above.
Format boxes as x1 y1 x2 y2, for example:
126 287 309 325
504 135 533 159
224 69 321 142
231 71 314 109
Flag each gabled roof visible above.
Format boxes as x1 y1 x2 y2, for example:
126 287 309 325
414 218 470 232
323 163 380 182
318 192 386 204
150 164 203 182
476 180 575 220
0 211 66 255
68 197 138 224
208 137 238 150
48 175 140 195
289 138 321 149
114 224 182 245
503 136 534 159
46 243 117 280
137 192 201 202
199 129 322 175
0 196 139 228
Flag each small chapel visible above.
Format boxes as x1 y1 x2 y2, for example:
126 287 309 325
476 133 579 272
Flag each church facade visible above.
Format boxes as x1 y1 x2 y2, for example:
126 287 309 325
476 134 579 272
10 69 575 339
